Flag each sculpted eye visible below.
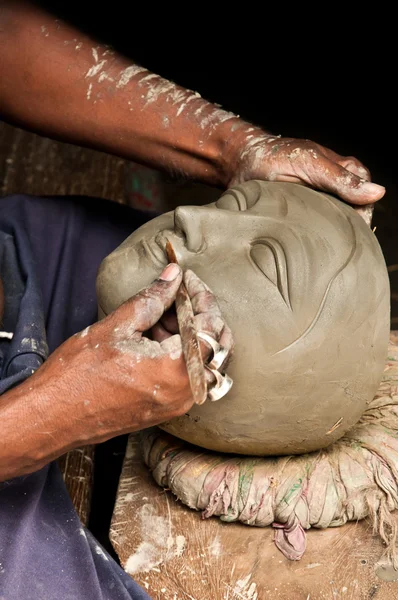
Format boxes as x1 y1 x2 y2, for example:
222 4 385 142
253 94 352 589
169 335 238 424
216 181 263 212
216 189 248 211
250 239 291 309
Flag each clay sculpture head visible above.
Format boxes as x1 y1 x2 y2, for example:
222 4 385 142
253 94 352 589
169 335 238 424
96 181 390 455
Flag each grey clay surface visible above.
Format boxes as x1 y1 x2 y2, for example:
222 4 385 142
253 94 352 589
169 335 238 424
96 181 390 455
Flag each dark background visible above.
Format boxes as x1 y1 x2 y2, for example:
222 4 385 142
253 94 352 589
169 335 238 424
1 2 396 558
33 2 396 266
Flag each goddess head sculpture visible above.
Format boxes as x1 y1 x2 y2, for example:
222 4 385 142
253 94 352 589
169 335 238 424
96 181 390 455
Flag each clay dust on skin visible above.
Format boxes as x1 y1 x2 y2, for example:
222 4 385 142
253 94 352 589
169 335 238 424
237 133 276 164
86 60 107 79
113 334 182 361
83 45 117 99
77 49 264 159
43 22 381 207
98 72 114 83
100 60 237 137
117 65 147 89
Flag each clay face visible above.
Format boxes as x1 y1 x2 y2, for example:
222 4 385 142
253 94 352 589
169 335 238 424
97 181 390 455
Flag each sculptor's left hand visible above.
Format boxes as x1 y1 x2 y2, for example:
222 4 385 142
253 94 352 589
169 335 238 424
0 3 385 214
228 133 385 207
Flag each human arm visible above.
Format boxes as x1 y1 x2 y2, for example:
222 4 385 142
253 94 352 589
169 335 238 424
0 264 233 482
0 1 384 206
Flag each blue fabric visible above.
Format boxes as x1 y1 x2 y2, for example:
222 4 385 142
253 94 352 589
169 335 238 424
0 195 151 599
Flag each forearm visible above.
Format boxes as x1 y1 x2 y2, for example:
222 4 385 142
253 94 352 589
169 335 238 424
0 1 260 187
0 377 101 481
0 381 66 480
0 345 134 482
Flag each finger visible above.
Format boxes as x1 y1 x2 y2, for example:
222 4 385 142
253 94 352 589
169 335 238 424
195 313 225 340
319 145 371 180
339 157 371 181
159 309 179 335
308 158 385 205
184 269 228 363
184 269 222 317
160 334 183 360
219 324 234 357
151 322 173 343
117 263 182 333
210 324 235 372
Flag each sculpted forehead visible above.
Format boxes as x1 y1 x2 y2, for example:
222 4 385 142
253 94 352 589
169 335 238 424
216 180 355 240
98 181 361 334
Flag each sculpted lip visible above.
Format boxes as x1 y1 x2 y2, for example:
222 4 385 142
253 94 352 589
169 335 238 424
141 239 166 266
142 230 187 267
155 231 186 261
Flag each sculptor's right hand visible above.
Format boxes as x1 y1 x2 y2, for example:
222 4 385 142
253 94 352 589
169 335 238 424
39 263 234 433
0 264 233 481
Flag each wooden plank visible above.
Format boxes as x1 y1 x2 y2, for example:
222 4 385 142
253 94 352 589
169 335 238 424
58 446 95 525
0 122 218 208
111 334 398 600
0 122 127 201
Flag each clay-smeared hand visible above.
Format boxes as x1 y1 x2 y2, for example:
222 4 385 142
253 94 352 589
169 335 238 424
31 263 233 445
152 269 234 383
229 131 385 207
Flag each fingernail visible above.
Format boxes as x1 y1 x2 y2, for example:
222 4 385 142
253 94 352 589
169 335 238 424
359 182 385 196
159 263 180 281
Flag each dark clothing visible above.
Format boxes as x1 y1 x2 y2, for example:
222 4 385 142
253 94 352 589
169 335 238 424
0 195 151 599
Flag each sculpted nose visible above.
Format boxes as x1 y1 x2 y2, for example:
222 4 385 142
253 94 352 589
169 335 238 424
174 206 205 253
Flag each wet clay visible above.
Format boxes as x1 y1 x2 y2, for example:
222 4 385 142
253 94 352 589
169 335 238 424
96 181 390 455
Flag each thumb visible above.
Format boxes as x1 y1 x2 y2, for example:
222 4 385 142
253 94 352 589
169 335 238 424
313 158 385 205
120 263 182 333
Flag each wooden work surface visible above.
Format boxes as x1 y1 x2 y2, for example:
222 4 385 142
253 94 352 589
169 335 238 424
110 334 398 600
110 435 398 600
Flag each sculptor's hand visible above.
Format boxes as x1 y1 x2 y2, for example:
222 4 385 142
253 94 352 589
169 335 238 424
228 132 385 207
30 263 233 443
0 5 385 213
1 263 235 480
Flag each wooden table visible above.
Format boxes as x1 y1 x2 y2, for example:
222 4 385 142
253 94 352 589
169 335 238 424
110 439 398 600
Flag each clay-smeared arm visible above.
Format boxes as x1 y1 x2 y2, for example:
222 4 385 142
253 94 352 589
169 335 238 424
0 1 385 205
0 265 233 481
